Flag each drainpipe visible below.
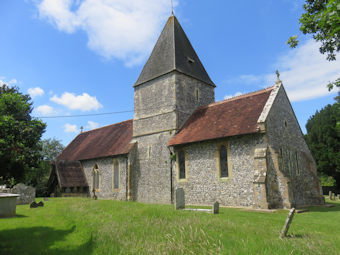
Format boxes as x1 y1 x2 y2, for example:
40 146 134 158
126 156 131 201
168 146 174 204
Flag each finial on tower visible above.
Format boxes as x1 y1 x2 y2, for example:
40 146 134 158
80 126 84 133
171 0 174 15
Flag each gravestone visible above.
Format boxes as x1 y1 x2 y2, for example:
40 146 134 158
43 197 48 201
338 194 340 200
37 201 44 207
30 201 38 208
175 188 185 210
213 201 219 214
280 208 295 238
329 191 332 200
12 183 35 205
50 193 55 197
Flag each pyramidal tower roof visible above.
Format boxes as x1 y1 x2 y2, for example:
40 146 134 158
134 15 215 87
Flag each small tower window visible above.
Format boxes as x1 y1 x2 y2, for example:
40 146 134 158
178 150 186 179
194 88 200 101
187 56 195 64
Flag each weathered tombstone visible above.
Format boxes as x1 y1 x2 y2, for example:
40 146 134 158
329 191 332 200
175 188 185 210
43 197 48 201
213 201 219 214
337 194 340 200
12 183 35 205
30 201 38 208
280 208 296 238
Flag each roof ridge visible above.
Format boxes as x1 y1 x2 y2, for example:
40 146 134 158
79 119 132 135
198 86 275 110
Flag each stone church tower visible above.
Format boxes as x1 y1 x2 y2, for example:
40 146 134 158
132 15 215 203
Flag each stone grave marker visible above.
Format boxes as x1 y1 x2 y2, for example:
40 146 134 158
12 183 35 205
43 197 48 201
329 191 332 200
338 194 340 200
213 201 219 214
280 208 296 238
175 188 185 210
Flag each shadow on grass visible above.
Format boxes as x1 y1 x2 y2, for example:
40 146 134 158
286 233 305 239
0 225 93 255
307 203 340 212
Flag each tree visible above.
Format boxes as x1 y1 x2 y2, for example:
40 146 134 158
28 138 64 196
305 99 340 188
287 0 340 90
0 84 46 185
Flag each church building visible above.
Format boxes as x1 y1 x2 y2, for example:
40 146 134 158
49 15 324 209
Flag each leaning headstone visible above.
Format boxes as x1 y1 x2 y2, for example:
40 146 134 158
12 183 35 205
30 201 38 208
175 188 185 210
213 201 219 214
280 208 296 238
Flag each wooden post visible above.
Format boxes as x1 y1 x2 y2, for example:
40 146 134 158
280 208 295 238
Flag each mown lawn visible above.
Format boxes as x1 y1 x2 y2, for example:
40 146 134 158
0 197 339 255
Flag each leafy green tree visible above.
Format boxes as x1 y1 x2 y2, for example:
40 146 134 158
0 84 46 185
287 0 340 90
28 138 64 196
305 99 340 187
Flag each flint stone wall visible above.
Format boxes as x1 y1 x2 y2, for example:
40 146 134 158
173 134 265 207
265 85 324 208
81 156 128 200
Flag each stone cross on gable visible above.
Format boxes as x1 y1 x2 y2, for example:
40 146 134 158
276 70 280 80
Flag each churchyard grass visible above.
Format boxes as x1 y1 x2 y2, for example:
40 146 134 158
0 197 339 255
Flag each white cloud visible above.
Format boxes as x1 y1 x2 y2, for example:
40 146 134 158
37 0 177 66
0 77 18 86
35 105 54 116
28 87 45 98
224 92 243 100
225 39 340 102
86 121 99 130
64 123 79 133
50 92 102 111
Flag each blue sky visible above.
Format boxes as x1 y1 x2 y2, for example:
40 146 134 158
1 0 339 145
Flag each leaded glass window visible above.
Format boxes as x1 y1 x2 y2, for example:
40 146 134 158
179 150 186 179
114 160 119 189
219 145 228 178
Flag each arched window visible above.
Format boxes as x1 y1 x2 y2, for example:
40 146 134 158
219 144 228 178
113 160 119 190
92 164 100 191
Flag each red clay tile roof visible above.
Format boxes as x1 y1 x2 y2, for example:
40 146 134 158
168 87 274 146
55 160 88 188
57 119 133 161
